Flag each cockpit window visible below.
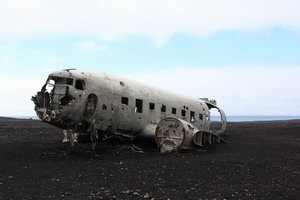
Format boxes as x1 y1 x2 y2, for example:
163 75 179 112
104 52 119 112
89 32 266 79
67 78 74 85
75 80 85 90
45 79 55 93
48 76 74 85
44 76 74 93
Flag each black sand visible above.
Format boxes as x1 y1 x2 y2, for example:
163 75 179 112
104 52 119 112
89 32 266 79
0 117 299 199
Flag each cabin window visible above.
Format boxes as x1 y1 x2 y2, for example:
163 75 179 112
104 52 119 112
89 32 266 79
135 99 143 113
199 113 203 120
205 115 209 121
149 102 155 110
190 111 195 122
161 105 166 112
121 97 128 105
181 109 186 117
172 107 177 114
75 80 85 90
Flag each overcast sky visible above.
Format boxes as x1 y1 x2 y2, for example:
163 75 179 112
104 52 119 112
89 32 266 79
0 0 300 116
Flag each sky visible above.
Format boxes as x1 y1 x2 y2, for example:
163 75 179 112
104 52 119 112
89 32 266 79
0 0 300 116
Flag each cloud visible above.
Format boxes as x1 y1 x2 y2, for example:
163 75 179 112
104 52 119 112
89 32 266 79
0 0 299 45
124 65 300 115
76 41 108 53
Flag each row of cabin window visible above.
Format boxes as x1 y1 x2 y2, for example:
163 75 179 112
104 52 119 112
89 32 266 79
121 97 203 122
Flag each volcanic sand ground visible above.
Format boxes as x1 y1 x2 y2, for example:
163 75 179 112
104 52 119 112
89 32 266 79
0 117 299 200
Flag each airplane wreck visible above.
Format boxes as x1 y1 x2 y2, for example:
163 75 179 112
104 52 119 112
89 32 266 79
32 69 227 152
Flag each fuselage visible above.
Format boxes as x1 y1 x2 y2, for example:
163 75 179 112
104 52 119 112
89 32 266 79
32 69 226 139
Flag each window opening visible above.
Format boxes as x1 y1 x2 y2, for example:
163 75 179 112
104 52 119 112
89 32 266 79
121 97 128 105
149 102 155 110
190 111 195 122
48 76 74 86
161 105 166 112
67 78 73 85
199 113 203 120
45 79 55 93
172 107 177 114
75 80 85 90
181 109 186 117
102 104 107 110
135 99 143 113
205 116 209 121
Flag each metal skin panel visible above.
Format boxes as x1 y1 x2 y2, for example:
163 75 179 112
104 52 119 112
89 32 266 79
32 69 227 150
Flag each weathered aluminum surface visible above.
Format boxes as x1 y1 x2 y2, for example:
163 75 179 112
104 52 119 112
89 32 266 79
32 69 227 151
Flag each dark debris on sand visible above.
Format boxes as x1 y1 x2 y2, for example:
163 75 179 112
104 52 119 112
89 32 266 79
0 117 299 199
